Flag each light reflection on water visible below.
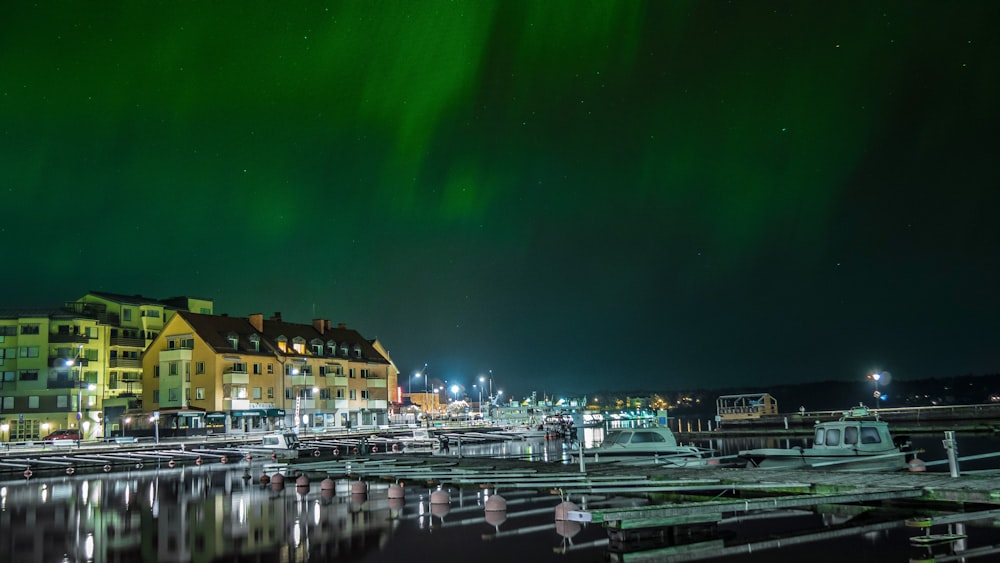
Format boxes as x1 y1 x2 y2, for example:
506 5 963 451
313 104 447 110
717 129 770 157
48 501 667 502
2 432 1000 562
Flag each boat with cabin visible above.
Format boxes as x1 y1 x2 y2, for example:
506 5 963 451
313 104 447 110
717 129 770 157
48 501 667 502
738 404 911 471
241 432 303 461
578 424 712 466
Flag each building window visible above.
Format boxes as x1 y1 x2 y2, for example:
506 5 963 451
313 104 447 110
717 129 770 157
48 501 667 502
340 345 348 357
267 387 274 399
267 363 274 375
312 343 323 355
154 365 160 378
19 370 38 381
185 363 191 381
233 362 247 373
19 346 39 358
336 388 345 399
319 388 331 399
28 396 39 408
153 390 160 403
122 309 132 321
253 387 262 400
361 390 370 399
196 387 205 400
145 309 161 318
349 389 357 400
20 324 40 335
196 362 205 375
249 334 260 352
353 345 362 358
227 333 238 350
285 388 292 400
253 363 262 375
57 395 68 408
109 372 118 390
349 369 355 379
168 389 179 402
360 369 370 379
1 396 11 409
185 388 191 401
169 362 179 376
2 371 14 381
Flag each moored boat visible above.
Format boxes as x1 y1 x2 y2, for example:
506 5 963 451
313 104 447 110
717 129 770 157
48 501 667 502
739 404 911 471
577 425 713 467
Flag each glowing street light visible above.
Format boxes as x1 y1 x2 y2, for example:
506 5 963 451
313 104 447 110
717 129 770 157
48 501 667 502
450 384 459 401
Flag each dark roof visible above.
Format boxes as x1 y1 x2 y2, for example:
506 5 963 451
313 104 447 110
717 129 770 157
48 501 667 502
86 291 172 307
177 311 390 364
0 306 96 320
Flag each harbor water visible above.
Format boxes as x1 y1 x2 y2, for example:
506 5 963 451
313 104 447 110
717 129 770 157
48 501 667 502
3 432 1000 562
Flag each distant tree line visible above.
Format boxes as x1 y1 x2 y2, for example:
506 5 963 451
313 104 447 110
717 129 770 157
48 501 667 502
590 373 1000 417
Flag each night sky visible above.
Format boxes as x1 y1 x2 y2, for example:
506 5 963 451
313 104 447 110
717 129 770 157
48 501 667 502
3 2 999 400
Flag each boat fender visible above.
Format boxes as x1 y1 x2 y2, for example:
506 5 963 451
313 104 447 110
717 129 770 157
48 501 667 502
66 467 75 475
23 469 32 479
271 452 277 461
391 443 399 453
313 449 321 457
195 457 202 466
168 459 175 468
353 447 359 455
333 448 340 456
220 456 228 464
103 464 112 473
371 446 378 454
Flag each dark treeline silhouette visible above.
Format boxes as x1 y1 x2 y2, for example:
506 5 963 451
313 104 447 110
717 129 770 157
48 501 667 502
596 373 1000 417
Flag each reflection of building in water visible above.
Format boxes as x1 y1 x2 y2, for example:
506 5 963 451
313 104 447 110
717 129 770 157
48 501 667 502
0 466 396 562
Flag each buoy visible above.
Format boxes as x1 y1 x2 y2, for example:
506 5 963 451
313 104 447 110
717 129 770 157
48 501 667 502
485 494 507 512
103 464 112 473
554 500 579 521
707 458 721 465
351 480 367 494
371 446 378 454
296 474 310 488
333 448 340 456
352 447 359 455
430 489 450 505
387 483 404 499
909 458 927 472
245 454 252 462
23 469 32 479
271 473 285 485
66 467 75 476
313 449 321 457
321 478 335 491
260 474 271 485
391 443 399 453
167 459 176 468
220 455 228 464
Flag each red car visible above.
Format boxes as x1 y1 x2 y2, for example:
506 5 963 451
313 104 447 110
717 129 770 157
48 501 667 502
42 429 80 441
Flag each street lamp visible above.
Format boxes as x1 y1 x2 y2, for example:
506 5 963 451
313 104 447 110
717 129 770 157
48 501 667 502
450 384 459 402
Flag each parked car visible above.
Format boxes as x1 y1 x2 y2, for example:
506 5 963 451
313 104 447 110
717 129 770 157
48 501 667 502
42 429 80 441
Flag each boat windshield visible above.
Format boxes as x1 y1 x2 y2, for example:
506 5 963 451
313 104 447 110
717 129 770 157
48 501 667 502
602 431 630 446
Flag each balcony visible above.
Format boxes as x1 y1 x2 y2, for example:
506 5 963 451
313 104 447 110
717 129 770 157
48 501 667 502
50 357 89 368
49 333 90 344
223 372 249 385
365 378 387 389
110 358 142 369
367 399 388 410
225 399 250 411
159 349 192 362
333 376 348 387
333 399 350 410
110 336 146 348
288 375 316 387
295 399 317 410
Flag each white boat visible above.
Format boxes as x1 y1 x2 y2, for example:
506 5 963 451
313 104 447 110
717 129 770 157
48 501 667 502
738 404 911 472
579 425 712 467
396 428 442 454
242 432 302 460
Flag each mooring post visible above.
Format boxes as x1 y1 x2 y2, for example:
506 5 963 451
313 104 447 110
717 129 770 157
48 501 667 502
943 430 960 478
457 436 462 459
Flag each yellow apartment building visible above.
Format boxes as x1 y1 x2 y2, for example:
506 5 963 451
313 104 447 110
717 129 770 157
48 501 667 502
143 311 399 433
0 291 212 441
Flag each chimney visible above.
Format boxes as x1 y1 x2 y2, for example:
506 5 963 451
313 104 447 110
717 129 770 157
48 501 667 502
249 313 263 332
312 319 326 334
271 311 282 322
338 322 346 329
325 320 331 331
